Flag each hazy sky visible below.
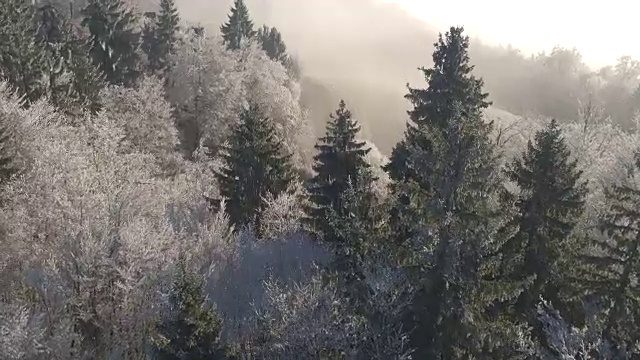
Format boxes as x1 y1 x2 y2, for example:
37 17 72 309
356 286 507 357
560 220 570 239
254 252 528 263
384 0 639 68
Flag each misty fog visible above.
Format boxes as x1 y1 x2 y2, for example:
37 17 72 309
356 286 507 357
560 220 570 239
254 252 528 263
136 0 638 154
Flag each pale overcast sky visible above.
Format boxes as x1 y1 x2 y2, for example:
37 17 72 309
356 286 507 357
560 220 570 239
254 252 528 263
383 0 639 68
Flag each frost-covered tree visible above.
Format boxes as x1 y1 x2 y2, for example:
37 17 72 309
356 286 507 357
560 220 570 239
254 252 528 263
220 0 256 51
155 255 228 359
169 31 311 164
0 79 211 358
81 0 141 87
252 272 413 359
259 179 309 240
306 100 371 241
99 76 179 162
577 151 640 353
215 103 295 237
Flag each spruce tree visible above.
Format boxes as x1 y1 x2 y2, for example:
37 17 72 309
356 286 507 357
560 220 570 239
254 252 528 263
0 114 18 188
81 0 141 87
577 151 640 353
215 104 295 237
141 12 161 73
256 25 288 65
384 26 498 358
323 166 383 306
35 3 103 113
385 27 492 181
156 0 180 72
0 0 48 104
491 120 587 352
306 100 372 241
155 255 228 359
142 0 180 76
220 0 256 51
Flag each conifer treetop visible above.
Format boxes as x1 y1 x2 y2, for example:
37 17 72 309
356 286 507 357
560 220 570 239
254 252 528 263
220 0 256 51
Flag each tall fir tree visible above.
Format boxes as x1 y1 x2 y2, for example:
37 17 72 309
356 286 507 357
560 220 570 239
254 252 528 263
322 166 385 307
81 0 141 87
155 255 229 359
577 151 640 354
384 28 492 183
215 104 295 237
489 119 587 353
141 0 180 76
141 12 161 73
306 100 372 241
256 25 288 65
0 0 48 104
384 26 499 358
0 113 18 188
220 0 256 51
35 3 103 113
156 0 180 72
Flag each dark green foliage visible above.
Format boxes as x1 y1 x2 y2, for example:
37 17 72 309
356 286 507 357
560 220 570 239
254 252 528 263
0 0 48 103
306 100 371 241
155 0 180 75
34 3 66 44
385 26 492 184
142 0 180 76
81 0 141 87
141 12 161 74
384 26 499 359
0 114 18 188
490 120 587 351
63 34 104 114
323 166 384 305
220 0 256 51
577 152 640 352
256 25 288 64
215 104 295 237
35 3 103 113
155 256 229 359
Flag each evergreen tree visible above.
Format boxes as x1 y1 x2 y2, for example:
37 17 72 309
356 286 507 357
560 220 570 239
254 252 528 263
155 255 228 359
306 100 372 241
256 25 288 65
491 120 587 352
141 12 161 73
323 166 383 306
215 104 295 237
81 0 141 87
384 27 491 183
220 0 256 51
384 26 498 358
577 151 640 353
155 0 180 72
64 32 104 114
35 3 103 113
141 0 180 76
0 114 18 188
0 0 48 104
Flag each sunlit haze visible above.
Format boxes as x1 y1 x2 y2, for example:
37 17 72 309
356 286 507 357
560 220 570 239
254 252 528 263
383 0 640 68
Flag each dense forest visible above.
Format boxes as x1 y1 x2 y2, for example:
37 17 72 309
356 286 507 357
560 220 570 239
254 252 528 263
1 0 640 359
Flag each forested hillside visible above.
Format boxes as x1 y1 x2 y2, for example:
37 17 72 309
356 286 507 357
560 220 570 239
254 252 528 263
1 0 640 359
